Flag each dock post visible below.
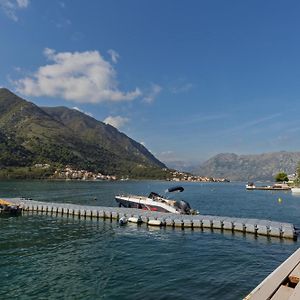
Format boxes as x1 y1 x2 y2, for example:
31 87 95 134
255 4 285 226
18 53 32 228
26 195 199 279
202 218 212 229
234 221 245 232
88 209 93 219
269 224 281 238
98 210 105 219
92 210 98 219
192 219 202 228
212 219 223 230
174 219 183 228
257 221 270 236
223 219 234 231
141 215 149 224
165 218 174 227
282 224 296 239
111 211 119 220
107 211 112 220
183 218 193 228
245 222 257 234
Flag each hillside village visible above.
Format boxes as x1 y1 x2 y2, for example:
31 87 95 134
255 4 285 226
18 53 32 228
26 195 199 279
50 165 229 182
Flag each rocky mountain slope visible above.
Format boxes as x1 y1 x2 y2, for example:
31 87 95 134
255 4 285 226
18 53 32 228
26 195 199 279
0 88 165 176
193 152 300 181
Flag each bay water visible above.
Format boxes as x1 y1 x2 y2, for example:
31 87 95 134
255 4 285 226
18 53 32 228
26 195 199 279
0 180 299 299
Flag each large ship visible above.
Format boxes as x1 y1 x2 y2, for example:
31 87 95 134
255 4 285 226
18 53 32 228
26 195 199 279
115 186 198 215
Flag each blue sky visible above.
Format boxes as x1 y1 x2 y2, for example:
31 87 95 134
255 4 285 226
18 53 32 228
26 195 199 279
1 0 300 166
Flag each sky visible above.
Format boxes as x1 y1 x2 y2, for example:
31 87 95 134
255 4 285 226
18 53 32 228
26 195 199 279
1 1 300 167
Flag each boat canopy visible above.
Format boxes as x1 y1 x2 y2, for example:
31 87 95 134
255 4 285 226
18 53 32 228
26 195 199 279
166 186 184 193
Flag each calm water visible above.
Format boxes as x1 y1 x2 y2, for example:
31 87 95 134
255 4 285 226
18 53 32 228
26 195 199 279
0 180 299 299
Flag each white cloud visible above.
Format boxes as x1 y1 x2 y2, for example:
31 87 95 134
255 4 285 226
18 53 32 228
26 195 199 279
143 83 162 103
158 150 175 161
55 18 71 28
16 0 28 7
59 1 65 8
0 0 29 21
72 106 93 118
103 115 129 130
171 83 193 94
15 48 142 103
108 49 120 64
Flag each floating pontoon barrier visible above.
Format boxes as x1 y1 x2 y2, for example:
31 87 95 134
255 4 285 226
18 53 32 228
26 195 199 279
6 198 297 240
148 219 162 226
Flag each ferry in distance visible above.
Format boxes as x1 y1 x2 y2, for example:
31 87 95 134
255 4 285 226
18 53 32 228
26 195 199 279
246 182 291 191
291 187 300 194
115 186 199 215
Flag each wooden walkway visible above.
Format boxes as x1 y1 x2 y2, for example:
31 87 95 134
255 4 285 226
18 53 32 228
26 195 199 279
7 198 297 240
244 248 300 300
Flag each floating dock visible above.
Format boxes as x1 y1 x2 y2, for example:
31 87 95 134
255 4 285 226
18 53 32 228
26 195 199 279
6 198 297 240
244 247 300 299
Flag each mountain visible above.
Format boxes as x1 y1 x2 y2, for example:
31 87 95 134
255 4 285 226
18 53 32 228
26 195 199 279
163 160 196 172
42 106 163 168
0 88 166 177
193 152 300 181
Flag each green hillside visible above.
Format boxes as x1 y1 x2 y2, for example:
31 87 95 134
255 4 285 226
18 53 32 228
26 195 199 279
0 88 166 178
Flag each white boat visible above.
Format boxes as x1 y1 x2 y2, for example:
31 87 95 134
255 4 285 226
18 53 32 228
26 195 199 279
115 186 198 215
246 182 291 191
291 187 300 194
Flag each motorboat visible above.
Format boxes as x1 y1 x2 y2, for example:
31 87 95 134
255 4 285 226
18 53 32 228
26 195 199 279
0 199 22 216
115 186 198 215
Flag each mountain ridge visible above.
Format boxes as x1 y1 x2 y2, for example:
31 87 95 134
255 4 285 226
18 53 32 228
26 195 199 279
193 151 300 181
0 88 166 177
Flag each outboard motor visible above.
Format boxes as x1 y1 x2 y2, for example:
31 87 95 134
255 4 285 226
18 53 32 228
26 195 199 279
177 200 191 214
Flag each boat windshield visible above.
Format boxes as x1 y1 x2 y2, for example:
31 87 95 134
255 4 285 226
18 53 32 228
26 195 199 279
148 192 163 200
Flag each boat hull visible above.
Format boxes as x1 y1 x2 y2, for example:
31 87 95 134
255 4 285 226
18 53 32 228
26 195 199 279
246 183 291 191
291 188 300 194
246 187 291 190
115 196 173 213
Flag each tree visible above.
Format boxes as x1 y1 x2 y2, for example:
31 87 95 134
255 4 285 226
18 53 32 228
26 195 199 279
275 172 288 182
296 162 300 180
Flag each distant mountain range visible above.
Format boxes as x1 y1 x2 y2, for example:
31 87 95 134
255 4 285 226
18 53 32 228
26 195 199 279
163 160 196 172
2 88 300 181
193 152 300 181
0 88 165 177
